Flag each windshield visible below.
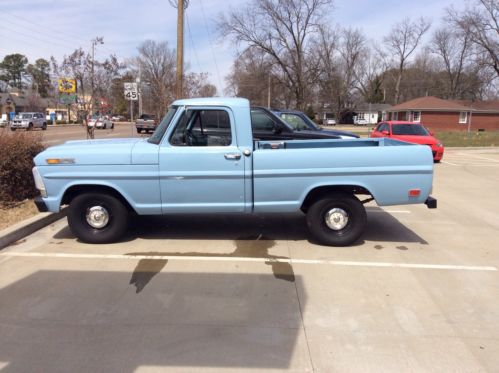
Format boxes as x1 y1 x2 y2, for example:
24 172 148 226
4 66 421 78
280 113 317 131
148 106 178 144
19 114 33 119
392 124 430 136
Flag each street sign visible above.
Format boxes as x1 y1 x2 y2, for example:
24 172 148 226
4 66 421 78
58 78 77 93
59 94 77 104
124 82 138 101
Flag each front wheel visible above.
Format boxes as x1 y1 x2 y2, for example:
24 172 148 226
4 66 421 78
67 193 130 244
306 194 367 246
42 122 47 130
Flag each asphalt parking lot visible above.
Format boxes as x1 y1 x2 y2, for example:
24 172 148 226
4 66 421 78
0 148 498 372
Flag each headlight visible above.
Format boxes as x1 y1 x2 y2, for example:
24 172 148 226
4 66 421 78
32 167 47 197
436 142 443 147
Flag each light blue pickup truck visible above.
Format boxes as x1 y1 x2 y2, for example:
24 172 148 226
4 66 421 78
32 98 436 246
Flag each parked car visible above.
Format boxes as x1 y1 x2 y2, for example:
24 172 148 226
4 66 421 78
323 118 337 126
251 107 351 140
370 121 444 162
111 114 126 121
32 97 436 246
10 112 47 131
88 115 114 129
0 117 8 128
274 109 358 139
135 114 158 134
354 118 368 126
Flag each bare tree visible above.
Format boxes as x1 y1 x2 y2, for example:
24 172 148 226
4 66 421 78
184 72 217 98
225 47 287 107
383 17 431 103
447 0 499 78
219 0 333 109
135 40 176 118
53 40 123 122
430 28 472 98
354 44 389 103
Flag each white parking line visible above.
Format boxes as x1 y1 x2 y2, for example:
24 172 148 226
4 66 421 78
441 160 458 166
1 252 496 272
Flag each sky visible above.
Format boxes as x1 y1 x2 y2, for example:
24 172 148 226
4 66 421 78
0 0 469 94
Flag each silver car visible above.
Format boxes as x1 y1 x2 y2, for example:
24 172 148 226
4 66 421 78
11 112 47 131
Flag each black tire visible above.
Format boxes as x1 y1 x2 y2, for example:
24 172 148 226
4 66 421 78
67 192 130 244
42 122 47 130
10 127 16 131
28 123 33 131
111 123 114 129
137 128 142 134
306 194 367 246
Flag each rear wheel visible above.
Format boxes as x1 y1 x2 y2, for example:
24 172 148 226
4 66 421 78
306 194 367 246
10 127 16 131
28 123 33 131
42 122 47 130
67 193 130 244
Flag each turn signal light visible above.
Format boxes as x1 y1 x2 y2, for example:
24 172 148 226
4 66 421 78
408 189 421 197
46 158 75 164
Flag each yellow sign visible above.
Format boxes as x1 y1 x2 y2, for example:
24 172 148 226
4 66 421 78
58 78 77 93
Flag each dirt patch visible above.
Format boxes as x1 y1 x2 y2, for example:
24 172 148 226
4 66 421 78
0 200 39 231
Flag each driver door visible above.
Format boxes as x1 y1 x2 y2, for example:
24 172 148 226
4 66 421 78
159 107 246 213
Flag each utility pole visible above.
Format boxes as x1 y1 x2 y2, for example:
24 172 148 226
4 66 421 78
137 64 142 117
170 0 188 99
267 74 271 109
91 37 103 114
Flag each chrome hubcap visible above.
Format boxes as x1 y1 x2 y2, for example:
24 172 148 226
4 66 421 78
325 208 349 230
86 206 110 229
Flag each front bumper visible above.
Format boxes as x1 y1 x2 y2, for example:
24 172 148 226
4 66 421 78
34 196 49 212
11 122 29 128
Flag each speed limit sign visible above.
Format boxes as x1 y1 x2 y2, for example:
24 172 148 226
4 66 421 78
124 82 138 101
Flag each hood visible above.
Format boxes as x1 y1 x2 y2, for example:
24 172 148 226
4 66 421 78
34 138 144 166
319 128 359 139
392 134 437 145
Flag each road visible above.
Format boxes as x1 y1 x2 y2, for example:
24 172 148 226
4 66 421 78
0 148 498 372
1 122 146 146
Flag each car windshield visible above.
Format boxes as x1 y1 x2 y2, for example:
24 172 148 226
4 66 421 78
392 124 429 136
279 113 318 131
148 106 178 144
20 114 33 119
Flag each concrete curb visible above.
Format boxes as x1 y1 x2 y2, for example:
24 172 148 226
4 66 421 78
0 209 67 250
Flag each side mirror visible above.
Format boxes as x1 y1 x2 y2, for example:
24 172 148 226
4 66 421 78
429 131 434 136
381 130 389 135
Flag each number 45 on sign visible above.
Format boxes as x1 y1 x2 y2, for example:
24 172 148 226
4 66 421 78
124 83 138 101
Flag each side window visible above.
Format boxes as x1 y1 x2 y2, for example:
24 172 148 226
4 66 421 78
251 109 276 131
169 109 232 147
377 123 389 133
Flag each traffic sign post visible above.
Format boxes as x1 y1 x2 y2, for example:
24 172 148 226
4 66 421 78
124 82 138 136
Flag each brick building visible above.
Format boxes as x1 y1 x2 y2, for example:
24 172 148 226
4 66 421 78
385 96 499 131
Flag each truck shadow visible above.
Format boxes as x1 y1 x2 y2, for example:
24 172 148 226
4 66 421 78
54 207 427 245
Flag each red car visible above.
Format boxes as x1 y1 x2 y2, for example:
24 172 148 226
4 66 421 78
370 121 444 162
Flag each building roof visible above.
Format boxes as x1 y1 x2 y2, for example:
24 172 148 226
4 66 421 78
452 100 499 113
386 96 470 112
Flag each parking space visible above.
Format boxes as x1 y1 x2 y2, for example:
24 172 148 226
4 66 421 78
0 148 498 372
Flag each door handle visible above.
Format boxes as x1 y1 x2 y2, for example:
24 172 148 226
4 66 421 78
224 153 241 160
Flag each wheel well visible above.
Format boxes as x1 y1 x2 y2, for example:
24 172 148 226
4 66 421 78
301 185 372 213
61 185 135 212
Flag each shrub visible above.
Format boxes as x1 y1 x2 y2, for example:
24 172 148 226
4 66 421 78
0 131 45 206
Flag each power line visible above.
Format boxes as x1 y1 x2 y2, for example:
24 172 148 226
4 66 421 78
199 0 223 91
186 11 202 72
0 10 117 56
